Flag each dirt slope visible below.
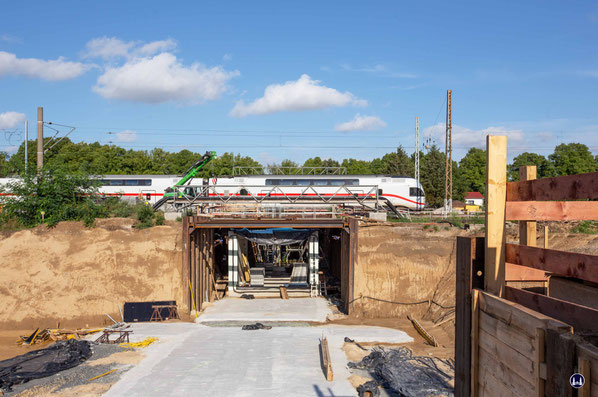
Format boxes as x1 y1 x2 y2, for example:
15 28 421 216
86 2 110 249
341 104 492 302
0 219 183 330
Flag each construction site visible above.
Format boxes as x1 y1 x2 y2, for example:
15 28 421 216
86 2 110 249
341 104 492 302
0 131 596 396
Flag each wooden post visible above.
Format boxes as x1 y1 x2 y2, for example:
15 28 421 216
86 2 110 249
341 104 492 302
544 226 549 249
182 216 191 313
535 328 545 397
485 135 507 297
455 237 474 397
519 166 537 246
471 288 480 396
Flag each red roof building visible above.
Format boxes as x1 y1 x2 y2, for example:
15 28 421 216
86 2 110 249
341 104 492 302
464 192 484 200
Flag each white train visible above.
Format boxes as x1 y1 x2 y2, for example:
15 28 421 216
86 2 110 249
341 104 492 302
0 174 426 210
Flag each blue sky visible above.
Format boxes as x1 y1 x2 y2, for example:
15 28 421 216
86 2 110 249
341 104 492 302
1 0 597 164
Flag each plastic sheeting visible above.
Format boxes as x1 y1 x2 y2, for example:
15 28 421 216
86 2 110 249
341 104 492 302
0 339 92 391
348 347 455 397
232 228 311 245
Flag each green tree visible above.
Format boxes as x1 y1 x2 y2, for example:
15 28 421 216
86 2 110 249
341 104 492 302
0 151 9 177
549 143 597 176
340 158 372 174
420 145 446 207
0 169 103 227
508 152 555 181
457 148 487 196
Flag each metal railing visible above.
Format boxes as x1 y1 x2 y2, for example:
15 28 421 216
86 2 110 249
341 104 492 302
232 166 347 175
170 184 380 210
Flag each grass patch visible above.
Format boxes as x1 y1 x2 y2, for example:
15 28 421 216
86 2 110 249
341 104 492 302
571 221 598 234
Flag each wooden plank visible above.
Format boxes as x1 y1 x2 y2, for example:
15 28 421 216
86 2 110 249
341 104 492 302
535 328 545 397
320 337 333 381
579 358 591 397
455 237 474 397
506 262 548 282
548 276 598 311
478 345 535 396
505 244 598 284
507 171 598 201
471 289 479 396
348 218 358 315
477 364 519 397
546 329 575 397
544 226 549 249
505 286 598 333
485 135 507 297
577 342 598 397
479 311 535 357
506 201 598 221
478 290 571 338
280 286 288 299
478 328 535 381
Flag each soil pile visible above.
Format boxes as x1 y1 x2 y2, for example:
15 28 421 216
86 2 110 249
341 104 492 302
0 219 183 330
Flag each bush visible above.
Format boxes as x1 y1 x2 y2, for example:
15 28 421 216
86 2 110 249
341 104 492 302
155 211 165 226
0 169 103 228
100 196 135 218
135 203 155 229
176 216 182 222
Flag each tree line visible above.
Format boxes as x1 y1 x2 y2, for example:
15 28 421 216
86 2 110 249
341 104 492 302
1 138 597 208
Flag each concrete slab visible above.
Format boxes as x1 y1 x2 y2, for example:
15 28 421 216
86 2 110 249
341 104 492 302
196 297 333 323
102 323 413 397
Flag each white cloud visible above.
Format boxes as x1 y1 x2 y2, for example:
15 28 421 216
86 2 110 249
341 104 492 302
335 114 387 132
423 123 525 148
93 53 239 104
115 130 137 142
84 37 137 60
84 37 177 60
0 34 22 43
230 74 366 117
0 51 91 81
223 53 233 62
0 111 26 129
3 145 19 153
341 64 417 79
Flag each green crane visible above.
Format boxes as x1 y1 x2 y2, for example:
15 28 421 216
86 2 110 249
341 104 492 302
152 151 216 210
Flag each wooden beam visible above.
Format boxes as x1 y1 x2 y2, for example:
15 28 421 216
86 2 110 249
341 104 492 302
478 290 571 337
505 286 598 333
471 289 480 397
545 329 575 397
182 216 191 313
519 166 537 247
535 328 545 397
506 200 598 221
454 236 484 397
320 337 333 381
485 135 507 297
507 171 598 201
505 243 598 284
455 237 473 397
544 226 549 249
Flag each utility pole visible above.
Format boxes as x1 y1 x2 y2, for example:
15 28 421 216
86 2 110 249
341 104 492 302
414 116 420 209
37 107 43 170
24 120 28 173
444 90 452 215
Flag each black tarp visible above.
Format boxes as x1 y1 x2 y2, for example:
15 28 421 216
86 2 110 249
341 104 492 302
232 228 311 245
348 347 455 397
123 300 176 322
0 339 92 391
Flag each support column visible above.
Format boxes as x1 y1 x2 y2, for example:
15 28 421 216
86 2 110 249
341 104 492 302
309 232 319 288
36 107 43 170
228 233 238 293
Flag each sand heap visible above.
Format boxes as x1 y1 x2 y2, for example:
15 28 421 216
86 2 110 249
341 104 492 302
0 218 183 330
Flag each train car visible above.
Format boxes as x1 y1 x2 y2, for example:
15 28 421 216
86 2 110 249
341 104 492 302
206 174 425 210
1 174 426 210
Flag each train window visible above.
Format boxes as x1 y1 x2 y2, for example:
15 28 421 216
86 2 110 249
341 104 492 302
329 180 345 186
313 180 328 186
279 179 294 185
410 187 424 197
295 179 310 186
107 179 124 186
265 179 279 186
139 179 152 186
125 180 138 186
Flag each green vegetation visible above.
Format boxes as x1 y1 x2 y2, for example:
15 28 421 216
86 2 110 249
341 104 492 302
0 170 167 229
1 139 596 210
571 221 598 234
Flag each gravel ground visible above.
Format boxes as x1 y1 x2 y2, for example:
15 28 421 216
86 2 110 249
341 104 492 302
6 342 135 396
